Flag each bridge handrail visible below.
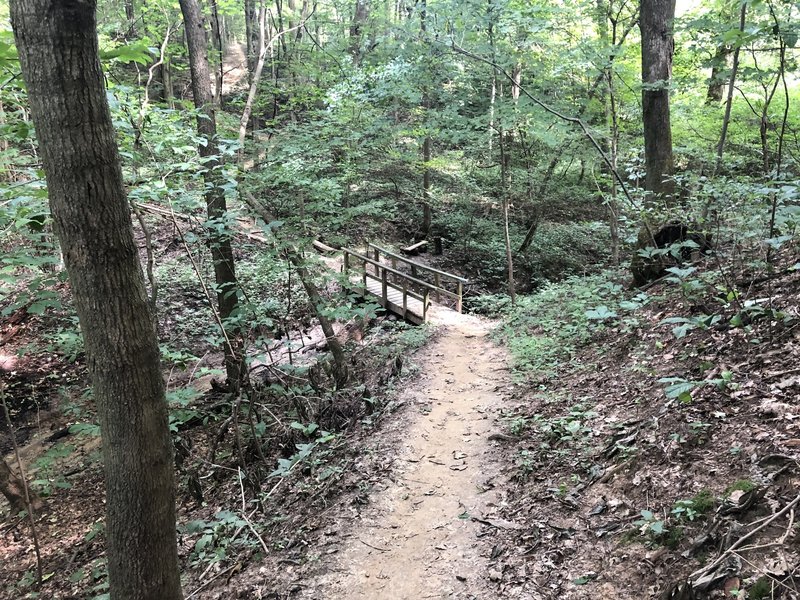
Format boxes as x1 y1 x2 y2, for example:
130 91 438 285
367 243 465 313
343 249 438 292
367 243 469 284
344 248 432 322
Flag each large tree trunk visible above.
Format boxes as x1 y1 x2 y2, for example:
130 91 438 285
9 2 182 599
640 0 676 198
180 0 245 390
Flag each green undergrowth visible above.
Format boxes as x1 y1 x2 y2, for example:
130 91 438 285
490 270 643 380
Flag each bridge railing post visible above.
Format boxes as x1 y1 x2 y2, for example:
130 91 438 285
423 289 430 322
456 281 463 313
402 280 408 317
381 266 388 303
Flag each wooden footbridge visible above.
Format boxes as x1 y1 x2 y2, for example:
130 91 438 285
343 243 469 325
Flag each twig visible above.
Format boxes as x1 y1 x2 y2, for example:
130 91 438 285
359 538 392 552
730 551 796 597
238 468 269 556
131 204 157 310
689 491 800 582
185 562 240 599
1 385 43 587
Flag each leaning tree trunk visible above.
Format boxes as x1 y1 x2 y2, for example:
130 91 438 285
713 3 747 176
180 0 245 390
9 2 182 599
640 0 676 199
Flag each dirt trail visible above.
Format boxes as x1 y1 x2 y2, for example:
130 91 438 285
309 307 511 599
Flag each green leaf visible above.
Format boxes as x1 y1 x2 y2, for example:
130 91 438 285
585 305 617 320
649 520 665 534
658 377 701 400
182 520 208 534
69 569 85 584
665 266 697 279
100 42 154 65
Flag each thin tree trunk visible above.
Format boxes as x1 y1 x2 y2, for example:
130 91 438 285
499 128 516 304
713 3 746 176
10 2 182 598
597 0 620 264
125 0 137 37
239 3 268 155
288 253 349 386
488 73 496 153
208 0 225 106
420 0 432 236
241 195 349 386
350 0 369 64
180 0 244 389
245 0 257 79
162 56 174 108
422 136 432 235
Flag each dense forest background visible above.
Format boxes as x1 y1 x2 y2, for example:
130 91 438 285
1 0 799 598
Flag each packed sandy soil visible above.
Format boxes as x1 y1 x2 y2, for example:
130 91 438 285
301 307 512 599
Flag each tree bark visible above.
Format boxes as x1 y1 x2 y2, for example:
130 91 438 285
9 2 182 598
706 44 730 104
640 0 676 198
350 0 369 64
208 0 225 106
125 0 137 37
245 0 258 80
0 458 28 513
180 0 245 390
